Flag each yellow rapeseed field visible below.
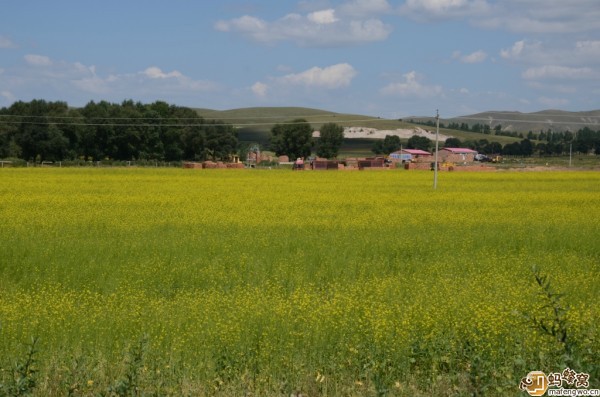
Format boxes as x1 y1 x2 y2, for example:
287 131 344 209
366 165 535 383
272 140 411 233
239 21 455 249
0 168 598 396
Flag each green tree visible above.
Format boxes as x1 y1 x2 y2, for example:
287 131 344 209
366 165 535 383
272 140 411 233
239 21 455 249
0 119 20 158
43 124 70 161
520 138 534 156
80 100 115 160
270 119 313 160
316 123 344 158
502 142 521 155
204 123 238 161
382 135 401 154
10 99 71 161
407 135 432 151
372 135 402 155
0 99 243 162
444 137 462 147
182 126 205 161
484 141 503 155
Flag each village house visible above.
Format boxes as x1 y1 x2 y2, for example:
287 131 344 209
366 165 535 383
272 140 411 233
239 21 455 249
389 149 433 163
439 147 477 163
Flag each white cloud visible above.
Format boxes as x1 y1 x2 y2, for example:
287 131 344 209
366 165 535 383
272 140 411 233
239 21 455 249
462 50 487 63
574 40 600 63
499 39 598 101
24 54 53 66
4 54 219 103
501 40 600 69
141 68 217 92
500 40 528 59
71 75 110 94
347 19 390 43
279 63 357 88
401 0 599 34
406 0 468 12
251 81 268 97
400 0 490 20
307 9 338 24
142 67 183 79
522 65 595 80
1 90 15 102
479 0 600 34
380 71 443 98
215 15 266 33
455 50 487 63
215 7 391 47
0 36 16 49
339 0 391 16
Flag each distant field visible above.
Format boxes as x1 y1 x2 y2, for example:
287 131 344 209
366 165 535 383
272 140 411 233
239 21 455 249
0 169 598 396
195 106 449 145
451 109 600 133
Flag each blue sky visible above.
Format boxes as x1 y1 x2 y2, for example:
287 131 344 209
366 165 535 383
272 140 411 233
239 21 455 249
1 0 598 118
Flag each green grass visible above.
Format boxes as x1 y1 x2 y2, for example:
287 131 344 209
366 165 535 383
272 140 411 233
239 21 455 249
195 106 432 146
489 154 600 169
0 169 598 396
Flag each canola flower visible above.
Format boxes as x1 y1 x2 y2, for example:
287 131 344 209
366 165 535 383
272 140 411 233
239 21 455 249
0 168 598 396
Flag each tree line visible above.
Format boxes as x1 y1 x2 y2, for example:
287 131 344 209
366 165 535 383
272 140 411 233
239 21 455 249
267 118 600 160
409 118 600 154
3 100 598 163
0 99 238 162
372 134 600 157
269 119 345 159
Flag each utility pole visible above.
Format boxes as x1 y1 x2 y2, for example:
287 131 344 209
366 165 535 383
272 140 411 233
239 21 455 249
569 130 576 167
433 109 439 189
569 141 572 167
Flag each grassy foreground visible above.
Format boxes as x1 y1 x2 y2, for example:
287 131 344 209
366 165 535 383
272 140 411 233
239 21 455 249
0 168 598 396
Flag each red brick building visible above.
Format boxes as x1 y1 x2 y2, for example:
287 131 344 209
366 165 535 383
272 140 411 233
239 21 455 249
389 149 433 163
439 148 477 163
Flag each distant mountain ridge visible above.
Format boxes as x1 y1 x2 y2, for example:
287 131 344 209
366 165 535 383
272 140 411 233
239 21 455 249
197 107 600 133
453 110 600 133
411 109 600 133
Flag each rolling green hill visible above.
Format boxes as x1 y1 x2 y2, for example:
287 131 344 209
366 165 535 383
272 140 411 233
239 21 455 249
411 109 600 135
196 107 417 139
194 107 524 155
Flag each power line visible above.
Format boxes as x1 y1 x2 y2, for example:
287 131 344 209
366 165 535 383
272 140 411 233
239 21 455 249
0 112 597 128
412 110 600 119
439 117 599 126
446 111 600 119
0 118 387 128
438 116 600 124
1 110 598 121
0 113 353 121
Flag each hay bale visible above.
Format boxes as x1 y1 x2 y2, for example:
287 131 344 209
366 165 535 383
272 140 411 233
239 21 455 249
183 162 202 169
